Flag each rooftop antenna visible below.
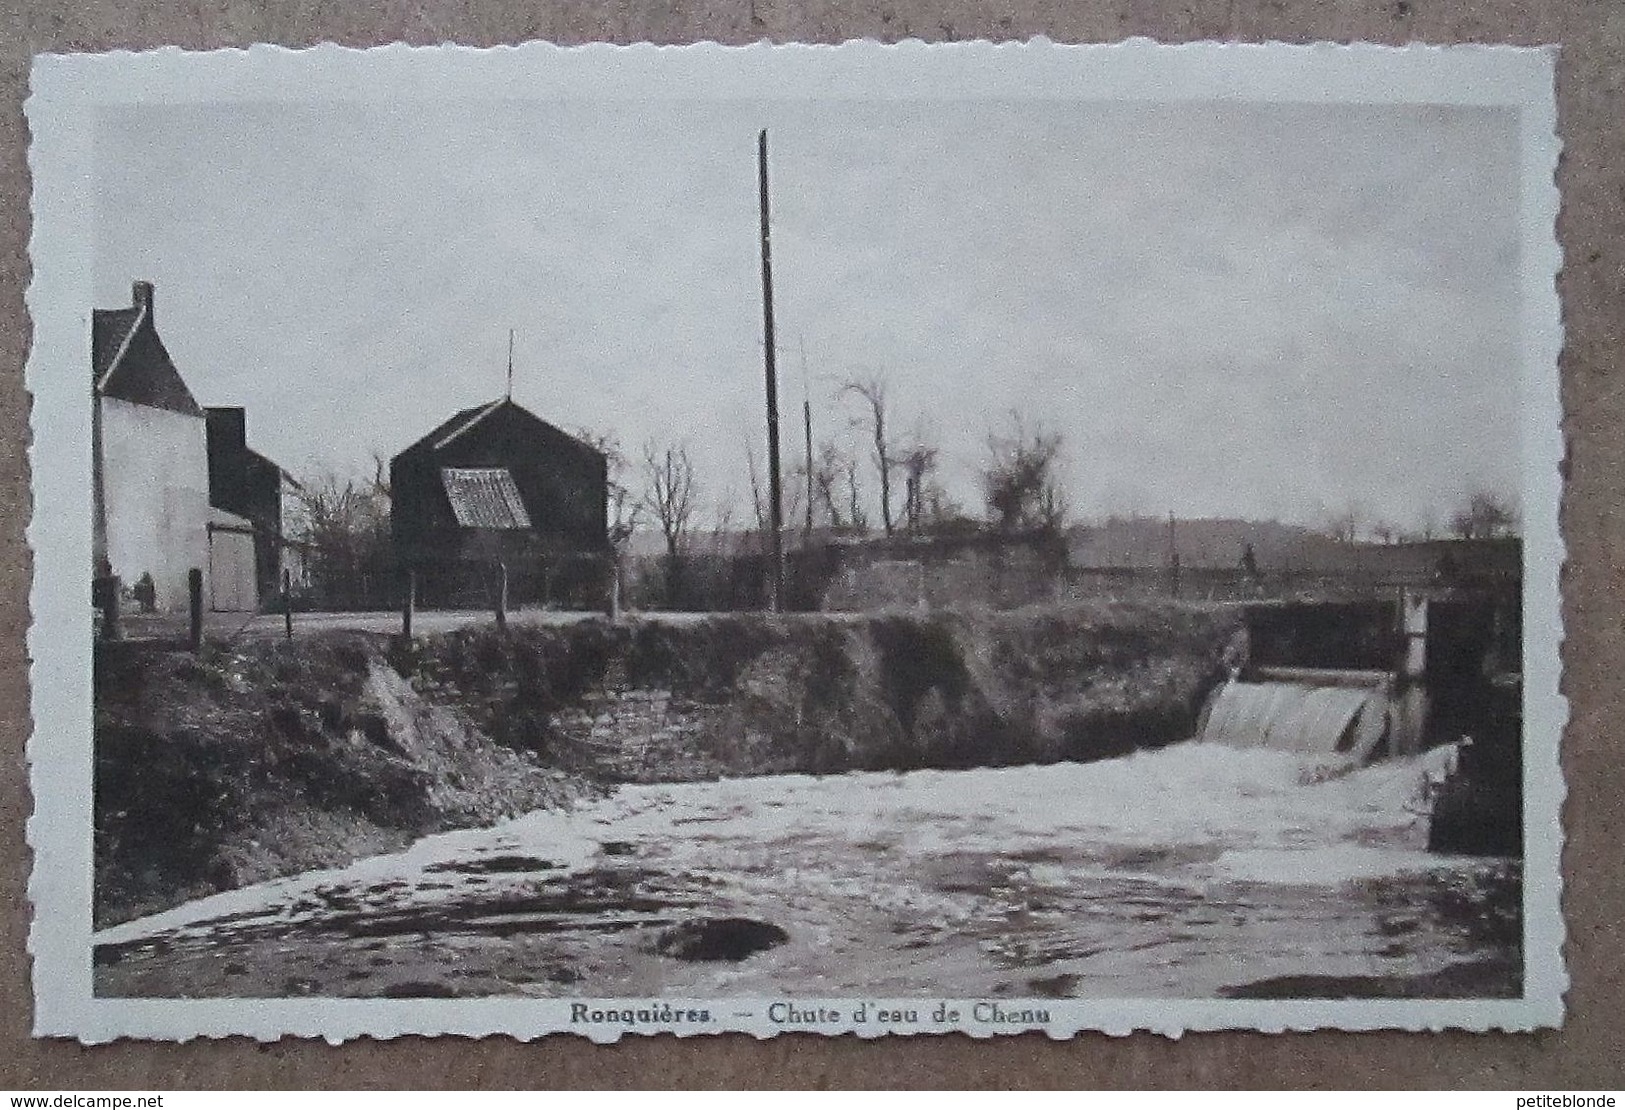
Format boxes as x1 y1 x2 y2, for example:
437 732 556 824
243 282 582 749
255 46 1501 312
506 328 515 401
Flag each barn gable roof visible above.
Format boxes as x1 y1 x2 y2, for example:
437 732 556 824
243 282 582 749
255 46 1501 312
395 397 604 465
92 288 203 417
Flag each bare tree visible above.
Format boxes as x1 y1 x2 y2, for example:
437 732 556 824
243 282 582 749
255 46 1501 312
370 451 392 501
899 440 940 533
1324 503 1367 545
641 440 698 606
291 470 392 607
575 428 642 614
843 453 868 532
810 441 850 529
922 486 974 535
842 376 897 536
981 412 1069 534
745 441 803 549
745 442 768 537
576 428 640 547
1418 505 1441 542
1450 489 1519 539
708 492 738 553
784 463 806 547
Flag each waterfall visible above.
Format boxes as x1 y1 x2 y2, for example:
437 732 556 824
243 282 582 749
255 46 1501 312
1199 679 1390 762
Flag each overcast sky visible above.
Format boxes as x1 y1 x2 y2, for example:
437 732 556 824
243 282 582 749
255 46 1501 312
93 97 1522 532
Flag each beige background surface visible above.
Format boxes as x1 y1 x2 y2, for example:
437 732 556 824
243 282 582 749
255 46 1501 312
0 1 1620 1090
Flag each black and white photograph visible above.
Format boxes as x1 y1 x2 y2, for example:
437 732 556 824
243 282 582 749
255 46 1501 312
24 40 1564 1040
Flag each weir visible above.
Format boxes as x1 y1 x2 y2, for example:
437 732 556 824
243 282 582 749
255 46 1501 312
1198 676 1391 762
1197 588 1519 769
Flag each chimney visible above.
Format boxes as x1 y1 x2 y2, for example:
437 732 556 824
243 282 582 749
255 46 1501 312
131 280 154 321
206 407 247 455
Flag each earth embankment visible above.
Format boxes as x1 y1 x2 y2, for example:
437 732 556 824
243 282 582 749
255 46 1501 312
397 601 1243 780
94 600 1241 925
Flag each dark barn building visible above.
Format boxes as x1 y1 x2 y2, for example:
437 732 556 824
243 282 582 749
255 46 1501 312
391 397 609 608
205 406 301 605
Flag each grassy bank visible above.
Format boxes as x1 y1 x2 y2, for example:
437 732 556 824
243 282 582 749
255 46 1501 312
94 600 1240 925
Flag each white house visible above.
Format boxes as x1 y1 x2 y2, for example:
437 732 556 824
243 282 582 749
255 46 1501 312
93 281 252 613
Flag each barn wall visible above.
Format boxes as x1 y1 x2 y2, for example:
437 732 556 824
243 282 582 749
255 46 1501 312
100 397 210 612
392 406 609 562
437 408 605 547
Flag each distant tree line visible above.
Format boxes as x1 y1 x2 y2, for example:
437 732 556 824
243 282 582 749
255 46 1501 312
1323 488 1520 546
283 386 1517 614
619 368 1074 609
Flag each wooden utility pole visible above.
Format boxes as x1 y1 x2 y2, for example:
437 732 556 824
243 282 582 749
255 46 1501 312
506 328 515 400
758 129 785 611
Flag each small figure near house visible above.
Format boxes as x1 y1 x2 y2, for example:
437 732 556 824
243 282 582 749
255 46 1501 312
1240 542 1260 581
1239 541 1264 597
132 572 157 613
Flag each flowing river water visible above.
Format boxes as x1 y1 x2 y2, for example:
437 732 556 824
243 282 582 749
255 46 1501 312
94 742 1521 1000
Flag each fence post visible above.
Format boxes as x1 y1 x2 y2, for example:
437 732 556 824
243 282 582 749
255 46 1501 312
187 568 204 652
282 569 293 640
1167 513 1181 599
94 574 120 641
494 561 508 631
401 566 415 639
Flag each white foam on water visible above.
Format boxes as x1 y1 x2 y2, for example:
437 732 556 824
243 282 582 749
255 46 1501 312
1213 845 1452 886
96 739 1473 958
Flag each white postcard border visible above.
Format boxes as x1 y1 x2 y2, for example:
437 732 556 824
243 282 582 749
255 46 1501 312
24 37 1567 1042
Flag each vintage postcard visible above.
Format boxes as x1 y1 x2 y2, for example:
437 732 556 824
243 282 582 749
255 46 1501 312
25 39 1564 1041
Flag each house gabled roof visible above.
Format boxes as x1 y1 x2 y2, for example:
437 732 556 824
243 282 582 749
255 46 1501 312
91 307 140 382
92 300 203 417
230 444 305 492
250 447 304 490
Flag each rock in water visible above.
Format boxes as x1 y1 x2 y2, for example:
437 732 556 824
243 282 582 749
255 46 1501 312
652 917 788 961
